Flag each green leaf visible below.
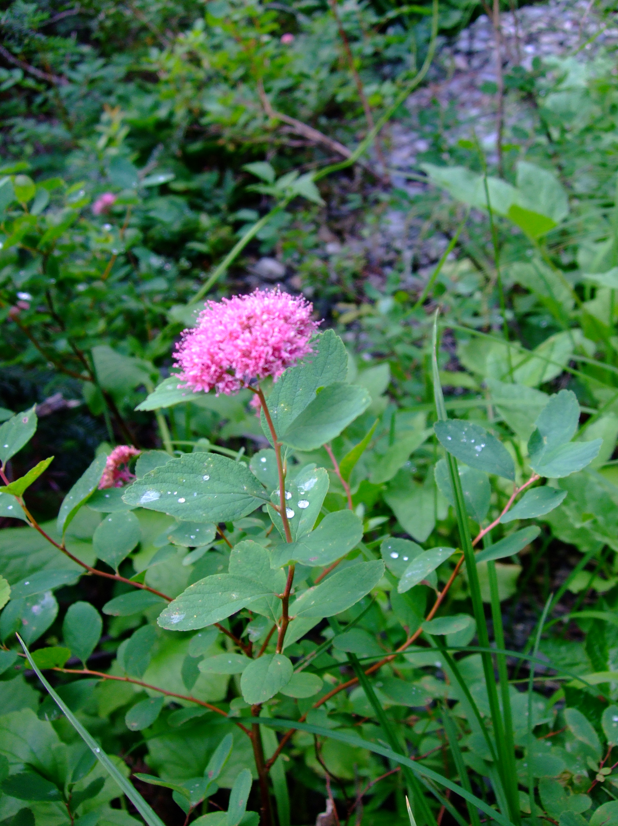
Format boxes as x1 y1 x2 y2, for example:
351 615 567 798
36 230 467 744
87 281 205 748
158 574 274 631
475 527 540 563
103 590 166 616
13 175 36 204
123 453 267 523
268 466 329 541
381 538 426 579
434 420 515 480
292 560 384 618
370 429 432 485
0 457 53 496
136 450 174 477
0 491 27 521
539 777 591 820
63 602 102 665
422 615 474 636
31 646 71 669
86 487 133 512
0 407 37 466
0 576 10 610
507 204 557 238
108 156 139 189
227 768 253 826
93 511 141 571
125 696 164 731
243 162 275 183
2 592 58 645
262 330 348 442
271 510 363 568
188 628 219 657
11 570 80 599
565 707 602 759
70 777 106 811
124 625 157 678
17 635 167 826
590 802 618 826
249 449 279 490
205 732 234 782
2 770 62 801
0 176 15 211
135 376 207 411
501 487 567 523
602 705 618 746
57 454 108 535
133 773 193 801
240 654 293 704
199 653 251 674
516 161 569 224
0 649 17 675
532 389 580 451
398 547 457 594
167 521 216 547
279 672 322 698
530 441 602 478
339 420 378 481
280 383 371 451
435 459 491 523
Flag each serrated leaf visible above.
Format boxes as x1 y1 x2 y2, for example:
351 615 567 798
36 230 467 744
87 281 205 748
135 376 207 411
57 454 108 535
292 560 384 618
271 510 363 568
434 420 515 480
280 383 371 451
398 547 457 594
93 511 141 570
0 457 53 496
262 330 348 443
475 527 540 563
240 654 293 705
199 653 251 674
0 407 37 466
125 696 164 731
158 574 274 631
434 458 491 523
501 486 567 522
63 602 102 665
123 453 267 522
268 466 329 541
290 173 324 205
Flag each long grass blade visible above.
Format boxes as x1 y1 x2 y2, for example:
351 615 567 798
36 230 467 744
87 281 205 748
527 596 553 826
18 635 167 826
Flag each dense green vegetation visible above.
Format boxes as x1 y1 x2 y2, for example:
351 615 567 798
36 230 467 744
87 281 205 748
2 1 618 826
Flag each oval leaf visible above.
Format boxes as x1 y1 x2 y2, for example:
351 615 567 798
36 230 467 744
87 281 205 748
434 420 515 480
500 487 567 523
398 548 457 594
271 510 363 568
475 526 540 564
93 511 141 570
292 560 385 618
240 654 293 705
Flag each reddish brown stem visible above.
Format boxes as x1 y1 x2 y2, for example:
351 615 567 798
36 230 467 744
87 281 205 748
471 474 539 548
324 443 353 510
45 664 250 735
258 624 277 658
251 705 274 826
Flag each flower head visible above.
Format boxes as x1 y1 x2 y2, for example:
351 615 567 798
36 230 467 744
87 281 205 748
92 193 117 216
99 445 141 489
174 288 319 395
280 33 295 44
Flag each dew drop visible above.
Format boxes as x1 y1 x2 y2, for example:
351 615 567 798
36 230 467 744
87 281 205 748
260 457 267 463
168 612 186 624
203 475 210 481
298 499 310 509
390 552 399 559
612 716 618 723
403 556 409 561
178 497 186 503
446 435 452 441
140 490 161 504
285 491 292 500
286 508 295 518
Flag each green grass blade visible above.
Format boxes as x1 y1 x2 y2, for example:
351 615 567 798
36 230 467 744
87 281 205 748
18 635 167 826
527 595 552 826
441 705 482 826
261 715 290 826
431 316 521 824
257 717 517 826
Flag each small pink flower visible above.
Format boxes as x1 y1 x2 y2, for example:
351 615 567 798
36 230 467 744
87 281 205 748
174 288 319 396
92 193 117 216
280 33 295 44
99 445 141 489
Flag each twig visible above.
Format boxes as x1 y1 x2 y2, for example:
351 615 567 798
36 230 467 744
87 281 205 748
327 0 387 174
0 43 66 84
324 443 354 510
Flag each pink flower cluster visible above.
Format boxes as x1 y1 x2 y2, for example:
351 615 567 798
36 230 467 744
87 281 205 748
92 192 116 216
174 288 318 395
99 445 141 489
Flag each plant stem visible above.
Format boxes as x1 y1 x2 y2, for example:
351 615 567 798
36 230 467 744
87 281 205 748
325 443 354 510
251 706 274 826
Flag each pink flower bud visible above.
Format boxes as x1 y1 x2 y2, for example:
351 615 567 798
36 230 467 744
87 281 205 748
92 192 117 216
99 445 141 489
280 33 295 44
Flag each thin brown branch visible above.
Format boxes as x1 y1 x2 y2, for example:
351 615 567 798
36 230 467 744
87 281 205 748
0 43 66 84
324 443 353 510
